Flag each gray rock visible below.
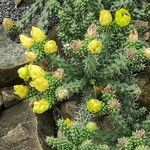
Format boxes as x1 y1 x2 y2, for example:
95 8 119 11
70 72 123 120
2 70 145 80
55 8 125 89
57 101 79 119
136 67 150 106
1 123 29 144
0 26 27 88
0 101 55 150
1 87 21 108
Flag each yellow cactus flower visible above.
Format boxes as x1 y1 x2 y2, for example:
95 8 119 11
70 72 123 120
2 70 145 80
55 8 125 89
86 122 97 132
115 8 131 27
144 48 150 59
31 26 45 42
25 51 37 62
86 99 102 113
99 10 112 26
14 85 28 98
33 99 50 114
44 40 58 54
18 66 30 81
2 18 14 30
28 64 45 80
30 77 49 92
64 118 74 128
88 39 103 54
19 34 34 49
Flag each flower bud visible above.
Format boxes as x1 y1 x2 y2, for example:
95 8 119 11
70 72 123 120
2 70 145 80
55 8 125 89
70 40 83 51
56 89 69 101
14 85 28 98
19 34 33 49
28 64 45 80
25 51 37 62
103 84 113 93
86 122 97 132
99 10 112 26
93 85 103 94
86 99 102 113
31 26 45 42
18 66 30 81
107 99 121 111
64 118 74 128
2 18 14 30
87 23 97 37
128 29 138 43
88 39 103 54
115 8 131 27
53 68 64 80
44 40 58 54
33 99 50 114
30 77 49 92
144 48 150 59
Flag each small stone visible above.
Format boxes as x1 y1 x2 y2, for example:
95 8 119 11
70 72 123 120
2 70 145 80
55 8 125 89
0 27 26 88
58 101 79 119
1 87 21 108
1 123 29 144
0 101 55 150
136 67 150 106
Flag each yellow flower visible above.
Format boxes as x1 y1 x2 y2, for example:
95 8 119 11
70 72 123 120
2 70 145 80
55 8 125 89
2 18 14 30
25 51 37 62
19 34 34 49
33 99 50 114
44 40 58 54
14 85 28 98
86 122 97 132
86 99 102 113
88 39 102 54
64 118 74 128
144 48 150 59
99 10 112 26
31 26 45 42
115 8 131 27
28 64 45 80
30 77 49 92
18 66 30 81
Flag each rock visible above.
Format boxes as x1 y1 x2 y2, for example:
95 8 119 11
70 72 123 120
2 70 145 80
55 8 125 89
1 87 21 108
136 67 150 106
0 26 27 88
1 123 29 144
0 101 55 150
57 101 79 119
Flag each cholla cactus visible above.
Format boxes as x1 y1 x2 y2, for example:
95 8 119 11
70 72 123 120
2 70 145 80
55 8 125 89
12 0 150 149
46 118 109 150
